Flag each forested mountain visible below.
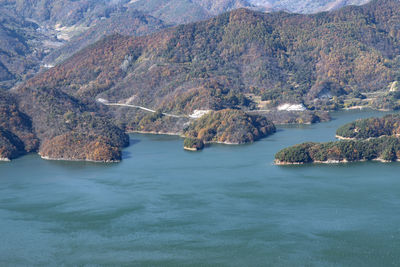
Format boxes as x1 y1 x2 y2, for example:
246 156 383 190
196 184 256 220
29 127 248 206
2 0 125 27
0 84 129 162
20 0 400 126
0 9 48 89
0 0 168 87
0 0 373 88
0 0 376 88
43 10 166 65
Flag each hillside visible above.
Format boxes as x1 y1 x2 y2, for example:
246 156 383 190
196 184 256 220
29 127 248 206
0 0 376 89
0 1 168 87
336 114 400 139
13 84 129 162
3 0 121 27
43 10 166 65
183 109 276 144
0 9 48 89
18 0 400 133
0 90 39 160
0 85 129 162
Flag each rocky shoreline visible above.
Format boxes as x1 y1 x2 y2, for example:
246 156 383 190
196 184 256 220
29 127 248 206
275 159 350 165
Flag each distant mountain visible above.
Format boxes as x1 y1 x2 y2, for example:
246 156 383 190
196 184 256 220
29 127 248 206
248 0 371 13
129 0 258 22
0 9 47 89
193 0 253 14
43 9 166 65
127 0 372 20
3 0 119 27
0 0 166 87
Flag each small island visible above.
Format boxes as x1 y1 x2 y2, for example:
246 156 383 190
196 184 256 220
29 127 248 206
275 115 400 165
183 138 204 151
183 109 276 149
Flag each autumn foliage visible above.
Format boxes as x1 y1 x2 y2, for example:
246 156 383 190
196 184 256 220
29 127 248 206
40 132 122 162
184 109 276 144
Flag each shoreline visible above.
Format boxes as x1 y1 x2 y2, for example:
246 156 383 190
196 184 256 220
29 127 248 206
128 130 182 137
275 158 400 165
274 160 305 165
183 146 200 151
40 155 120 163
129 131 247 145
205 140 241 145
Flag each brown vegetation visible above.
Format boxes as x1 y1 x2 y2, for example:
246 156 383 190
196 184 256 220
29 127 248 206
184 109 276 144
40 132 122 162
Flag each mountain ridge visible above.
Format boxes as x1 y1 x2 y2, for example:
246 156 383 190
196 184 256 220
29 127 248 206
22 0 400 109
0 0 374 89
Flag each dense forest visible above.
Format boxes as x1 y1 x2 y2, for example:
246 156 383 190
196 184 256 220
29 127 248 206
0 0 377 89
183 109 276 144
18 0 400 134
0 90 38 160
0 84 130 162
336 114 400 139
275 137 400 164
276 114 400 164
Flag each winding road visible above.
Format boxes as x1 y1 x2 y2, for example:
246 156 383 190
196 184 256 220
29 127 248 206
97 98 189 118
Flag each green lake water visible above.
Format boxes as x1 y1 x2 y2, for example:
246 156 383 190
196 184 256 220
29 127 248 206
1 110 400 266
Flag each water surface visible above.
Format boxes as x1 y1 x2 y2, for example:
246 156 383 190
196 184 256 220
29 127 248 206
1 110 400 266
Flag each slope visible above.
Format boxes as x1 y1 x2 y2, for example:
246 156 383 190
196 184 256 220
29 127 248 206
21 0 400 125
